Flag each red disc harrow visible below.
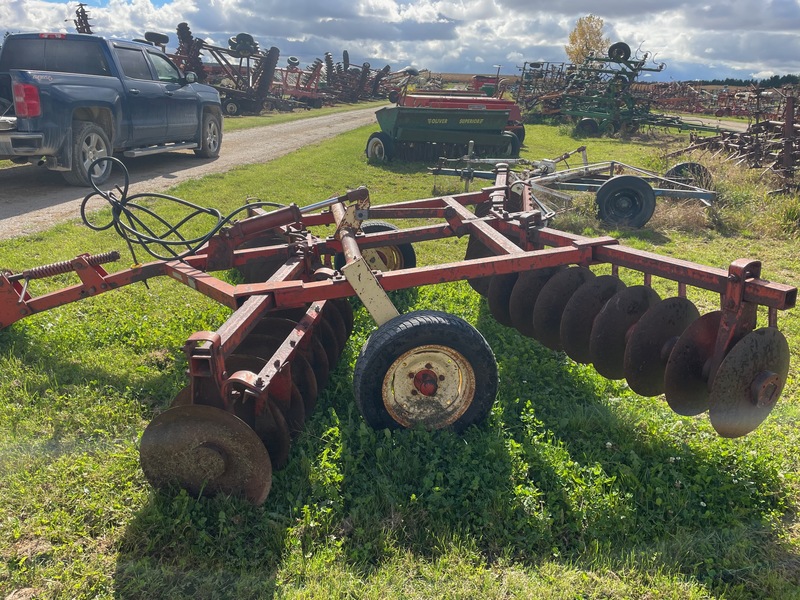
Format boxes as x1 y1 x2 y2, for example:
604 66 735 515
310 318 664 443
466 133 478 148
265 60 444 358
0 165 795 504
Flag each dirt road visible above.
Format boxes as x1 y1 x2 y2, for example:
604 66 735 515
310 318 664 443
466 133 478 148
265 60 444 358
0 106 379 240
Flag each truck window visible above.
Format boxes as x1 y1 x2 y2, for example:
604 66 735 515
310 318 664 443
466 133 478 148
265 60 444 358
148 52 181 83
0 38 111 76
115 46 154 80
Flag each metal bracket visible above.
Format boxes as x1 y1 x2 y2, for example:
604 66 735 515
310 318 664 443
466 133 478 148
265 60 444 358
341 257 399 326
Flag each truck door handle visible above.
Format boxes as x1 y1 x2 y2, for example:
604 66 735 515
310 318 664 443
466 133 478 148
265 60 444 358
165 91 174 96
129 88 140 95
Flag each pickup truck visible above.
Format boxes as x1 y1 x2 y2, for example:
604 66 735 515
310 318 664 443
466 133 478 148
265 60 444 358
0 32 223 186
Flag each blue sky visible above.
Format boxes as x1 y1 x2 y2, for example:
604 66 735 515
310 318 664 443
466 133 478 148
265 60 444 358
3 0 800 82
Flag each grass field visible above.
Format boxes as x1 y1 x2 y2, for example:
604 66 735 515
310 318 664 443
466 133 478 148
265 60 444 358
1 122 799 599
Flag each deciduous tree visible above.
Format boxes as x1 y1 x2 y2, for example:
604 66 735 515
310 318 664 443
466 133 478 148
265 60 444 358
565 15 611 65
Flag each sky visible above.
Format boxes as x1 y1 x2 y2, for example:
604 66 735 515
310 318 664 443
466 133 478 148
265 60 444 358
3 0 800 83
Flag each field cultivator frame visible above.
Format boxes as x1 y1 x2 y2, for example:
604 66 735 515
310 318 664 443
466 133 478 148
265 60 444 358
1 166 795 505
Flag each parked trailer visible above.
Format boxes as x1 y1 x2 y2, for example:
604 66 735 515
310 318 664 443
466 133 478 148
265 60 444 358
430 147 716 228
366 105 521 162
0 159 795 505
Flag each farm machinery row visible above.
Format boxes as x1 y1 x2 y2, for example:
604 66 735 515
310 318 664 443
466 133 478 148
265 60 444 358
171 22 402 115
0 159 795 506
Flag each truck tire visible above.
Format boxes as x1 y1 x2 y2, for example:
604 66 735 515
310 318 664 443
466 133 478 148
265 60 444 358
62 121 112 187
194 112 222 158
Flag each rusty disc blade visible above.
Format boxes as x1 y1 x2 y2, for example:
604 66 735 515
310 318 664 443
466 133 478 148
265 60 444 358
464 235 493 296
292 352 319 415
560 275 626 364
324 300 349 351
331 298 355 335
140 404 272 505
488 272 519 327
623 297 700 397
663 311 721 416
708 327 790 438
170 385 191 408
508 267 561 338
532 266 595 350
314 316 341 369
589 286 661 379
236 232 288 284
282 383 306 436
252 316 330 390
254 400 292 470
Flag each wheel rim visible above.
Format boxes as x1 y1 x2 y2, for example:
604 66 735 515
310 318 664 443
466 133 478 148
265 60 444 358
82 133 109 179
382 344 476 429
205 120 220 152
604 189 644 222
367 138 386 160
363 245 404 270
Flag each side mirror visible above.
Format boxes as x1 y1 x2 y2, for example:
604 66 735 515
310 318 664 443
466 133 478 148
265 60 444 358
184 71 197 84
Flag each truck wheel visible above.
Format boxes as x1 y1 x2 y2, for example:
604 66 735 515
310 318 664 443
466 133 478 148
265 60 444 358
62 121 112 187
194 112 222 158
365 132 394 161
596 175 656 228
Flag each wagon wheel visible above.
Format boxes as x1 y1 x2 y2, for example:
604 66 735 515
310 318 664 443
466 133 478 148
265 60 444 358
664 162 713 190
596 175 656 228
140 404 272 505
708 327 789 437
608 42 632 62
353 310 498 432
575 118 600 137
334 221 416 272
366 132 394 161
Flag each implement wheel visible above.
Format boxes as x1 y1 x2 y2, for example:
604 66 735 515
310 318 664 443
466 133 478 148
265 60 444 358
596 175 656 228
366 132 394 161
353 310 498 432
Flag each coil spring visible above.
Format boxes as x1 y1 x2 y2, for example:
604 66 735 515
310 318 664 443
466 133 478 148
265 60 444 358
17 251 121 281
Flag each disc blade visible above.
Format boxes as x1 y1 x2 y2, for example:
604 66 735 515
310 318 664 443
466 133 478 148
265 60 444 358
292 352 319 415
140 404 272 505
509 267 561 338
708 327 790 438
254 400 292 470
323 300 349 351
589 285 661 379
623 297 700 396
170 385 191 408
464 235 494 296
488 272 519 327
331 298 355 335
663 311 721 416
252 316 330 389
560 275 626 364
533 266 595 350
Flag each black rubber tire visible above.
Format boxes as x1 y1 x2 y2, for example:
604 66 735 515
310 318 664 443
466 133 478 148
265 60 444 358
608 42 632 62
365 131 394 161
223 99 240 116
194 111 222 158
575 118 600 137
664 162 713 189
353 310 498 432
388 90 400 104
62 121 112 187
596 175 656 228
333 221 416 271
499 131 521 157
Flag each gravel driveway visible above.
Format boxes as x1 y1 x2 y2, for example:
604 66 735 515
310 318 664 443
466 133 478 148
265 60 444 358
0 106 379 240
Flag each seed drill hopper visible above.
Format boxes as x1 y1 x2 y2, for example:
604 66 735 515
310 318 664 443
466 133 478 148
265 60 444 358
0 159 795 505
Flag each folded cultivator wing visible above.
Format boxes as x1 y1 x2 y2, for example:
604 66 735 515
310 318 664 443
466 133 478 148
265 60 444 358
1 164 795 505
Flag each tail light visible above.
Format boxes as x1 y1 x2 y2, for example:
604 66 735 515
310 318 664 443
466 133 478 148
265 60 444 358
13 83 42 118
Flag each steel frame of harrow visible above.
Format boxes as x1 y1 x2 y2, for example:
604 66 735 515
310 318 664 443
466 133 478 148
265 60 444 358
0 166 796 412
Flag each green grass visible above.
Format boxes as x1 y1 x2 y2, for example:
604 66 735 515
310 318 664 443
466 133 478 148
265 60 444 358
1 124 799 599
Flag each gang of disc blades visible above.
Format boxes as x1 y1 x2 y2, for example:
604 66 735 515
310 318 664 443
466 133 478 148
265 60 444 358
708 327 790 438
623 297 700 397
560 275 627 364
663 311 721 416
140 404 272 505
589 285 661 379
532 266 596 350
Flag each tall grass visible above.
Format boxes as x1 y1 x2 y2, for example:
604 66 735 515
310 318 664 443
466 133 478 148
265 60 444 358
1 123 799 599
